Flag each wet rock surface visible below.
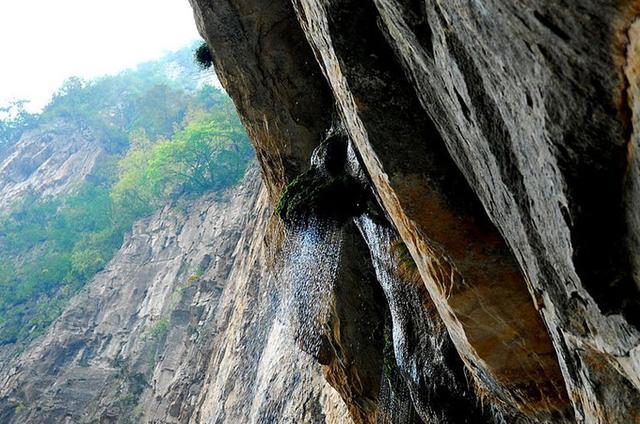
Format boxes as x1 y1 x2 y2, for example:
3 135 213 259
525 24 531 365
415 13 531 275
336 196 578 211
357 214 518 424
309 222 386 424
191 0 640 422
276 136 369 226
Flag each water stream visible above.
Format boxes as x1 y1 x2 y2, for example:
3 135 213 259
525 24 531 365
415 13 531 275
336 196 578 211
279 218 344 362
357 214 445 422
275 137 503 423
356 214 500 423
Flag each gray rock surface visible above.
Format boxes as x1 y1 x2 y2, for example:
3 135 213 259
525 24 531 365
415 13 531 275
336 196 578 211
0 121 105 208
0 168 349 423
189 0 640 422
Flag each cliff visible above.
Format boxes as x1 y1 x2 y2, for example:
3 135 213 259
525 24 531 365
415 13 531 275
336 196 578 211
3 1 640 422
0 167 349 423
189 0 640 422
0 121 106 208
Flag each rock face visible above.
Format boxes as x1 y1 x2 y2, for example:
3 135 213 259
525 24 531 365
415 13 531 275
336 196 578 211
187 0 333 200
0 121 106 208
190 0 640 422
3 1 640 422
0 168 349 423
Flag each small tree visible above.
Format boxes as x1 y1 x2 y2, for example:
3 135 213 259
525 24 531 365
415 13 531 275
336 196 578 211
0 99 38 148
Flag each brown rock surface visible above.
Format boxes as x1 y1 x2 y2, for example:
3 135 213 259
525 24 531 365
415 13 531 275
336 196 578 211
190 0 640 422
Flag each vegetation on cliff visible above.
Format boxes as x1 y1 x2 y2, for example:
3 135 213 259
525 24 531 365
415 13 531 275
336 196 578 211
0 100 38 153
194 42 214 70
112 107 252 219
275 136 368 226
275 168 365 225
0 45 253 347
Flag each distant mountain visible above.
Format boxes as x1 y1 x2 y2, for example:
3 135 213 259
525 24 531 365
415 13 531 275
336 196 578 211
0 43 252 354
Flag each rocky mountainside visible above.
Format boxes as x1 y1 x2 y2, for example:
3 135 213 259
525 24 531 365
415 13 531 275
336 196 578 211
0 120 114 366
188 0 640 422
3 1 640 423
0 121 105 208
0 167 349 423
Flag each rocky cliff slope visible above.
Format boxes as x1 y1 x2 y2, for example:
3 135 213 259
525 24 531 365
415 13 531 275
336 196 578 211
0 168 349 423
189 0 640 422
3 1 640 422
0 120 105 208
0 120 112 367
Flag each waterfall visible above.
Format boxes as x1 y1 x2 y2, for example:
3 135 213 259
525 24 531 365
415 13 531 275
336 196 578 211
275 137 502 423
356 214 500 424
356 214 441 422
377 371 421 424
279 218 344 362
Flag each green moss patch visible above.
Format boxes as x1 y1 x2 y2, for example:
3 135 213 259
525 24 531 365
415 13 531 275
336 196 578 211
275 168 367 226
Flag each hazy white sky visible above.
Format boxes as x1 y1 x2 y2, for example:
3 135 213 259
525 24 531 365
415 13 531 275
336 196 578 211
0 0 201 111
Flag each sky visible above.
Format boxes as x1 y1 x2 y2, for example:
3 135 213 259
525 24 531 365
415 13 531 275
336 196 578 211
0 0 201 111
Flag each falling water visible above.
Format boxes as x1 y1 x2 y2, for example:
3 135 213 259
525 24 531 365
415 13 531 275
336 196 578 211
272 135 508 422
377 308 421 424
356 214 439 422
357 214 507 423
377 371 421 424
278 217 344 362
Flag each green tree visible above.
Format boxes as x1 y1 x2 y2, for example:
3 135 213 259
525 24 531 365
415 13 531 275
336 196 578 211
0 99 38 151
112 108 252 212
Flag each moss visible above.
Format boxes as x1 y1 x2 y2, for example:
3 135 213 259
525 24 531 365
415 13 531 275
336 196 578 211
186 274 200 287
194 42 213 69
275 168 367 226
14 403 25 416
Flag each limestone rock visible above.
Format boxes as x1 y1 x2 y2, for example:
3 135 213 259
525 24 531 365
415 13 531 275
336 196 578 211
190 0 640 421
0 121 105 208
0 168 349 423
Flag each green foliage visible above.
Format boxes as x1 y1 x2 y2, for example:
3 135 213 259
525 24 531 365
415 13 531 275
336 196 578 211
112 102 252 212
194 42 214 70
0 100 38 152
0 45 253 348
149 318 170 340
0 183 123 345
186 274 201 287
14 402 25 416
0 42 218 157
